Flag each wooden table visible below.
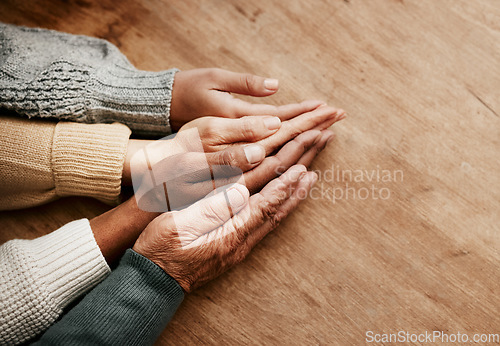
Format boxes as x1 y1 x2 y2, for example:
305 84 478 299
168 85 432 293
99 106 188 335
1 0 498 344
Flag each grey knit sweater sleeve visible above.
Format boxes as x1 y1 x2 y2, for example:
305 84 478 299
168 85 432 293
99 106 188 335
34 249 184 346
0 23 177 136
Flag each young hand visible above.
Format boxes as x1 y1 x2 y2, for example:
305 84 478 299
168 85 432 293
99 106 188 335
169 68 344 131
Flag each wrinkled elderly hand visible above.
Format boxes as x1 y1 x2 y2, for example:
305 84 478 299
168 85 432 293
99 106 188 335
100 103 341 262
169 68 345 131
133 165 316 292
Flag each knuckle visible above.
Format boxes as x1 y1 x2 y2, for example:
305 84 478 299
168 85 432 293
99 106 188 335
295 136 311 153
269 210 286 229
268 156 286 176
202 118 217 135
243 74 257 91
261 200 281 221
200 202 228 225
274 181 292 201
220 149 238 167
287 125 302 139
240 118 258 139
233 247 249 264
206 68 220 79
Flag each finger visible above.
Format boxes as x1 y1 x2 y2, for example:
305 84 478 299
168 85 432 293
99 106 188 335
231 99 324 119
258 105 339 155
244 171 318 250
302 109 346 133
311 109 346 131
207 142 266 174
243 130 322 193
178 115 281 152
296 130 335 168
171 183 249 243
205 116 282 145
245 163 308 221
212 164 307 240
273 100 327 120
196 164 307 267
214 69 279 96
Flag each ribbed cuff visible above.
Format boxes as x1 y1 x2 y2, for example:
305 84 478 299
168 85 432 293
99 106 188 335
91 249 184 345
123 249 185 311
25 219 110 310
52 121 131 205
88 67 179 136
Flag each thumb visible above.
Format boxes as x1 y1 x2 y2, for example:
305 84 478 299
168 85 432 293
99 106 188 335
208 143 266 175
215 69 279 96
171 184 249 246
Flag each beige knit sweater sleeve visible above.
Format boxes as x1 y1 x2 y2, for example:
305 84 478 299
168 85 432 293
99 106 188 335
0 115 131 210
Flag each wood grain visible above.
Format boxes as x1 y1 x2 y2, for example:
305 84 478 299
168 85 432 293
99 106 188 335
0 0 498 344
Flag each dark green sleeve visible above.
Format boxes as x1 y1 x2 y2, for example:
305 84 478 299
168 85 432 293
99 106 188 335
34 249 184 346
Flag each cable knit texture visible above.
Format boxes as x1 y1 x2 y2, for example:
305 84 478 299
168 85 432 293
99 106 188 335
0 22 177 136
0 219 110 345
0 115 131 210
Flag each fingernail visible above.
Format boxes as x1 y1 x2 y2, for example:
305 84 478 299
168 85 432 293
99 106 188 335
244 144 265 164
264 78 279 90
227 187 246 208
264 116 281 130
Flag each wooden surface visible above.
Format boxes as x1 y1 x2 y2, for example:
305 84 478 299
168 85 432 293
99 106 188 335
1 0 499 344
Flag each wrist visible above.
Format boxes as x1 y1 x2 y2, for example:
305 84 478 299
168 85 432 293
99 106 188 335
122 139 153 186
123 136 185 188
169 70 188 132
90 196 160 264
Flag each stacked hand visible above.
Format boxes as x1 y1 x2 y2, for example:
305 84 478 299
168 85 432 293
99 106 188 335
96 68 345 289
133 165 317 292
124 103 342 211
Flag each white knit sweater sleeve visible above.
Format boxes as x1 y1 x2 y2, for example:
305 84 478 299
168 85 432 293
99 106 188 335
0 219 110 345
